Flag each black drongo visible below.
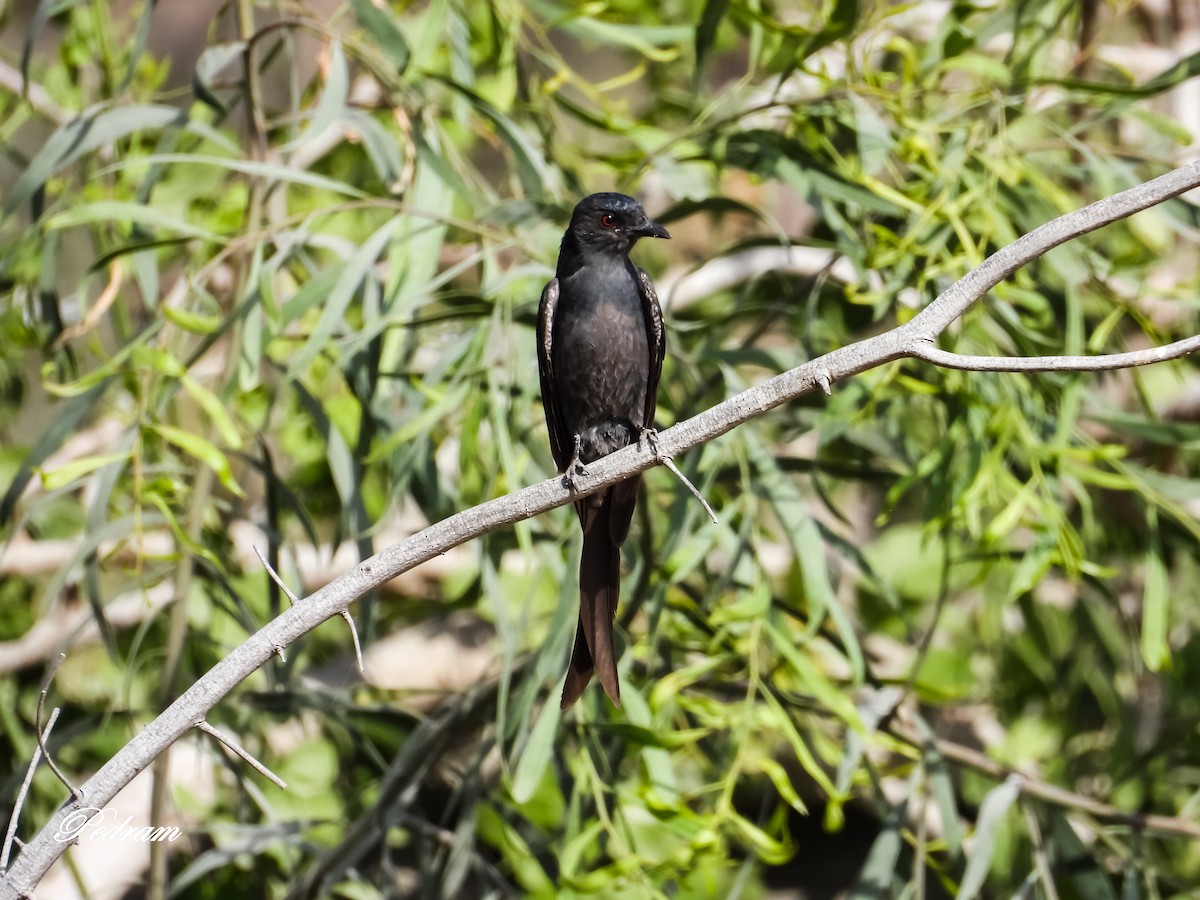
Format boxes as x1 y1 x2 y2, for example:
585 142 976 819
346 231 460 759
537 192 669 708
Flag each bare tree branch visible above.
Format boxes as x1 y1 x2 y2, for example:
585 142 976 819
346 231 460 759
893 720 1200 840
910 334 1200 372
2 158 1199 900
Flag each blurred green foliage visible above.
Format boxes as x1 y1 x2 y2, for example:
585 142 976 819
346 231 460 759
2 0 1200 896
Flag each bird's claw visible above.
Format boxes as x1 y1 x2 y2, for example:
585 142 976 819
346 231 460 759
563 434 589 490
639 427 668 464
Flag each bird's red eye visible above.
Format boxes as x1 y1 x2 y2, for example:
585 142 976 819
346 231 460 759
599 213 617 228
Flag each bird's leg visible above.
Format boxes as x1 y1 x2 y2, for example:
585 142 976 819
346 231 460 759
563 433 589 489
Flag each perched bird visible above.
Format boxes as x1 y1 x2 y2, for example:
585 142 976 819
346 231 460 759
537 192 670 709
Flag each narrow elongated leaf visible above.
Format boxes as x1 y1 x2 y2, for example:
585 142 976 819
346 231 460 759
694 0 729 81
350 0 410 73
850 803 904 895
153 424 245 498
345 110 405 188
46 201 220 240
119 0 156 92
283 40 348 152
1 381 111 526
38 512 166 615
193 42 246 112
286 215 403 379
115 154 369 199
179 374 242 449
510 700 560 804
5 105 183 217
432 76 552 198
40 452 130 492
959 776 1021 900
1050 811 1119 900
1141 514 1170 671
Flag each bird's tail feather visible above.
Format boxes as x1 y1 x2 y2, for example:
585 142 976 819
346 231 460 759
560 503 622 709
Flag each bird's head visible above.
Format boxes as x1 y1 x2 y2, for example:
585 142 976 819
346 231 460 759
565 193 670 258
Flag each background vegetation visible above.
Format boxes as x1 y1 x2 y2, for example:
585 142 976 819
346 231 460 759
3 0 1200 896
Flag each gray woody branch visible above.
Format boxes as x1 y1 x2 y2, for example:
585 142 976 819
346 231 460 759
3 157 1200 899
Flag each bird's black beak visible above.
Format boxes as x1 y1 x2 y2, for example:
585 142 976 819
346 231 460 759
635 218 670 240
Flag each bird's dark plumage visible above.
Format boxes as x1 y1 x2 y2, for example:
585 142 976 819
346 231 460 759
537 192 669 709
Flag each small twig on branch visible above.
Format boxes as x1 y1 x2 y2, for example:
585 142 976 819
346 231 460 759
0 708 61 873
340 611 365 675
253 544 296 663
659 457 719 525
643 427 719 524
193 720 287 790
253 544 300 604
252 544 362 672
36 654 79 802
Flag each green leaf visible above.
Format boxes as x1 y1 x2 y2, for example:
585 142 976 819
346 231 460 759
46 201 220 240
40 452 130 492
593 723 710 749
510 699 560 804
726 810 793 865
919 720 963 858
851 767 920 898
153 424 245 498
285 215 403 379
619 682 679 803
180 374 243 450
694 0 729 81
1141 514 1170 672
346 110 405 189
755 757 807 814
350 0 410 73
193 42 246 112
1 381 111 526
120 154 369 200
163 305 222 335
1141 47 1200 95
433 77 553 199
749 433 864 680
958 776 1021 900
283 40 348 152
5 105 183 218
802 0 858 60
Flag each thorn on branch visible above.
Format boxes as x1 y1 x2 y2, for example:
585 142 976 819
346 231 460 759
253 544 300 605
194 720 287 790
37 653 81 802
1 708 62 872
340 610 364 675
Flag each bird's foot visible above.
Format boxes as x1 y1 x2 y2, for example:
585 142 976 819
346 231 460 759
638 427 667 463
563 434 589 490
